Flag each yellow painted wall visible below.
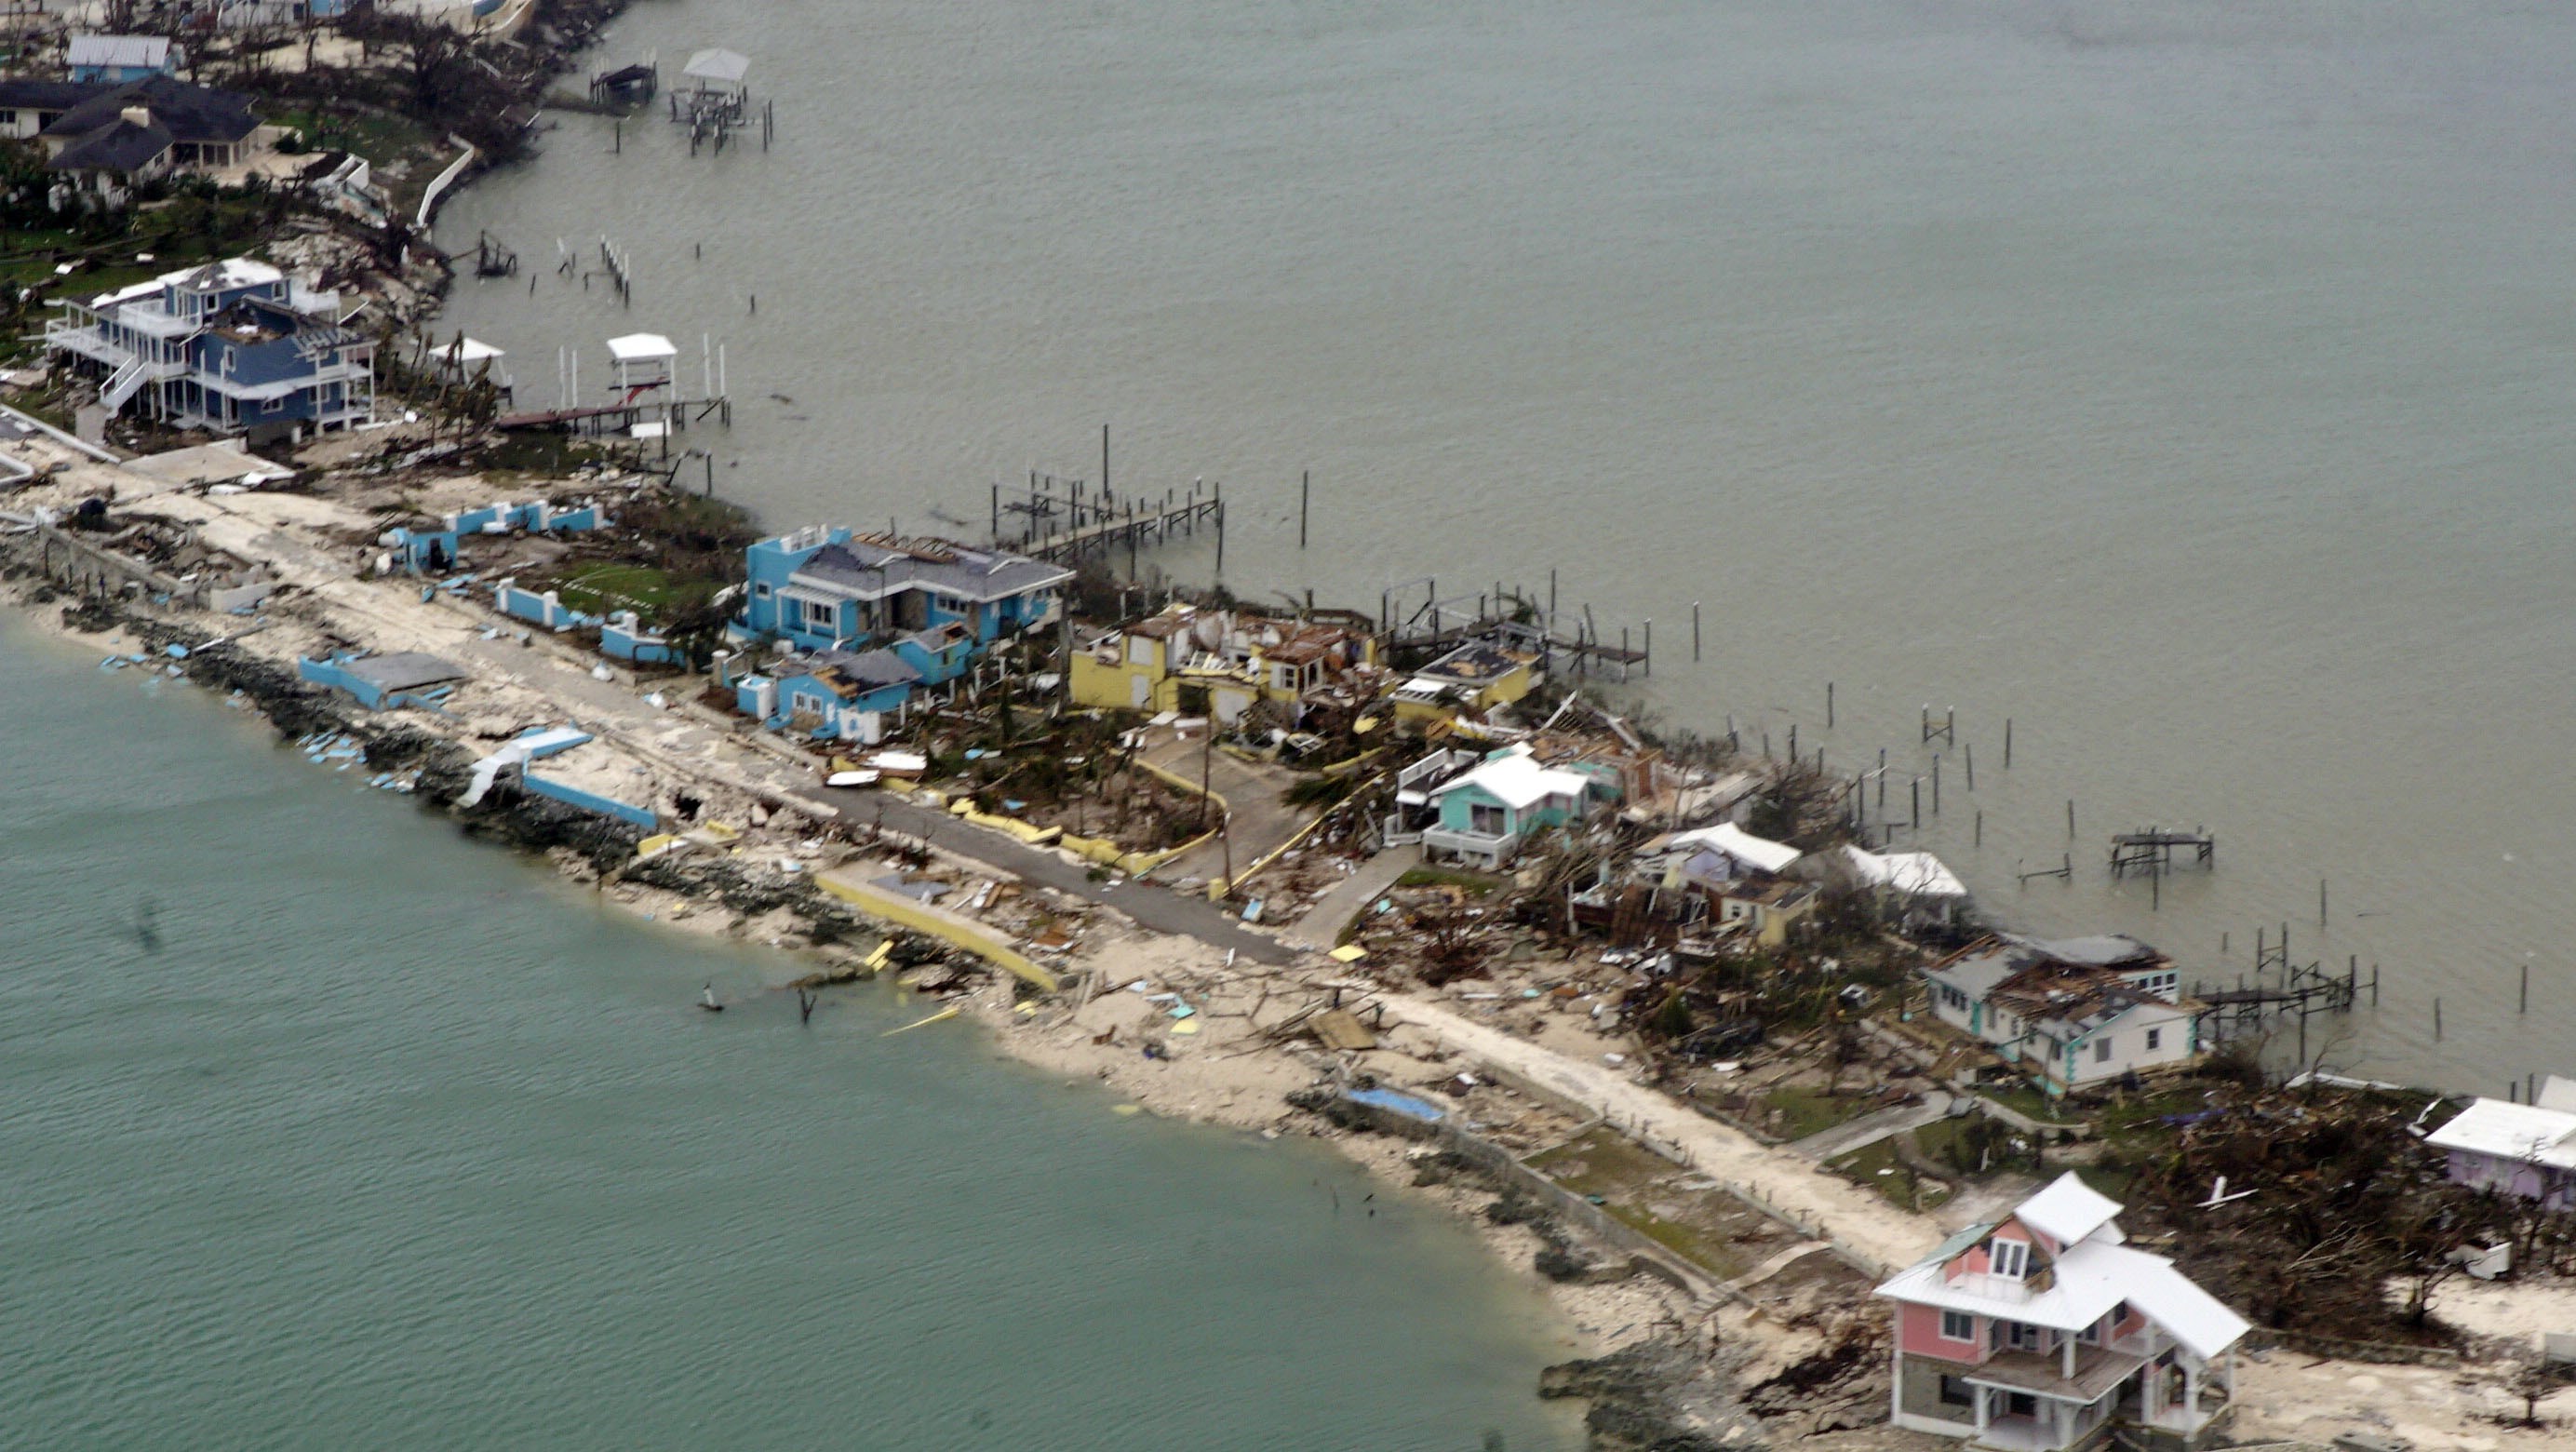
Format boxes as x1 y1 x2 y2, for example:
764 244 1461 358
814 871 1060 991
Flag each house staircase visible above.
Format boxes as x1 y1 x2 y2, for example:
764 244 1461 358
99 356 149 413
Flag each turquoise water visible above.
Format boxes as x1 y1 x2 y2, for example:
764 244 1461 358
0 625 1583 1449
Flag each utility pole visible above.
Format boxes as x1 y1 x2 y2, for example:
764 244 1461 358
1199 716 1214 834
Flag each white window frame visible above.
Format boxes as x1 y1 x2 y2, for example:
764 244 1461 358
2095 1036 2114 1064
1989 1239 2028 1279
2145 1028 2163 1052
1940 1310 1975 1342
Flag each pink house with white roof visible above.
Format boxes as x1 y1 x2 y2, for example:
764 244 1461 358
1875 1173 2249 1449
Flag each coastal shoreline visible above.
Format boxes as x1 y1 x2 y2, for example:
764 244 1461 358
0 556 1751 1445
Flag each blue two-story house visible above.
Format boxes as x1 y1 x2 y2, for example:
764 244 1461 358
735 528 1071 656
47 258 373 438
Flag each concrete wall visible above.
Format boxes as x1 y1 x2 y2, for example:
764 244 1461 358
520 771 656 829
813 872 1057 991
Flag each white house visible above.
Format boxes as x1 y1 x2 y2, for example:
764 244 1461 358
2426 1080 2576 1210
1842 844 1970 922
1662 821 1802 880
1878 1173 2249 1448
1920 936 2202 1098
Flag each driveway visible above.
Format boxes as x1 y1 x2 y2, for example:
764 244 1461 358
1138 731 1313 886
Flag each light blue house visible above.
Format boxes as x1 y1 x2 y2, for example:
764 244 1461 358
1420 746 1618 867
735 647 923 739
67 35 180 84
735 527 1071 656
393 499 608 577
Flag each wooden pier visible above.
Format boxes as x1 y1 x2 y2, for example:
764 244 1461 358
499 395 731 435
1378 580 1650 681
2194 955 2358 1052
992 471 1224 570
2110 828 2216 877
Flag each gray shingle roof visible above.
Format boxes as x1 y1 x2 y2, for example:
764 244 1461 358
48 117 168 173
44 76 258 147
791 537 1071 603
0 79 104 112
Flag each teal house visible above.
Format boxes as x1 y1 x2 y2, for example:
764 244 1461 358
1420 746 1616 867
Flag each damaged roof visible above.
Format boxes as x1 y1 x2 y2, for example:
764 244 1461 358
792 535 1072 604
1417 639 1535 685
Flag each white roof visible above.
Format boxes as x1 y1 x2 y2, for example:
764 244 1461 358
1877 1236 2248 1361
70 34 170 68
606 332 677 361
1667 822 1802 875
2426 1098 2576 1169
2013 1171 2126 1248
90 258 282 310
683 47 750 84
438 338 504 364
2540 1075 2576 1114
1428 751 1590 811
176 258 285 291
1843 845 1968 897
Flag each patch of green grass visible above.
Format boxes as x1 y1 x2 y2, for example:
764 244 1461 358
471 431 603 477
1979 1082 2070 1123
1526 1125 1670 1194
1762 1086 1878 1140
552 563 678 616
1826 1132 1954 1210
1395 865 1504 895
1525 1126 1765 1279
273 105 436 168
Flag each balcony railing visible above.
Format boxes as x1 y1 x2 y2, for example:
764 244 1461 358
1422 824 1521 862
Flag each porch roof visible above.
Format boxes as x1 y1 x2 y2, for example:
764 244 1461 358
1963 1345 2145 1403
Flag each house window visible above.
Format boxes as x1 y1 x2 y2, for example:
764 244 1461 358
1469 803 1507 837
801 598 837 630
2145 1028 2163 1052
755 583 772 598
1989 1239 2027 1279
1940 1311 1974 1342
1937 1374 1974 1408
2095 1036 2114 1064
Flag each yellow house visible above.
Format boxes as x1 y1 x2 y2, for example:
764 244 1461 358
1069 611 1196 714
1718 879 1822 948
1069 606 1382 723
1389 640 1541 724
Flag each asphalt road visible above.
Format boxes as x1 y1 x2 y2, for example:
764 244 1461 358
811 784 1303 967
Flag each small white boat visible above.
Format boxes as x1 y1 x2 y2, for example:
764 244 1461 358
825 769 879 788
